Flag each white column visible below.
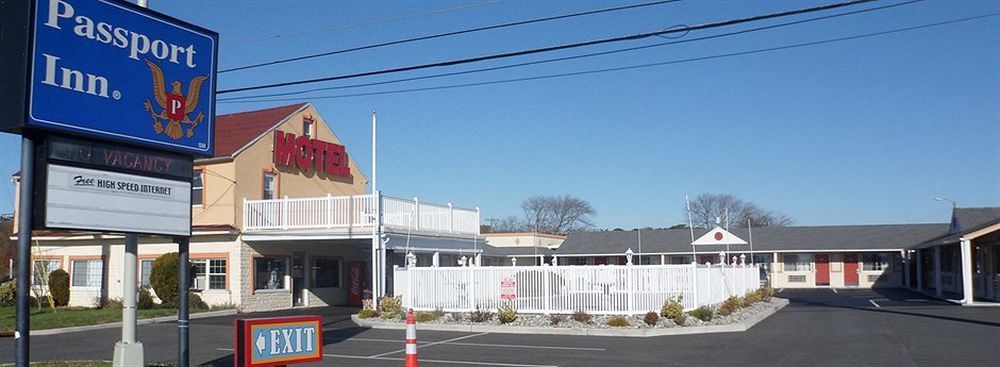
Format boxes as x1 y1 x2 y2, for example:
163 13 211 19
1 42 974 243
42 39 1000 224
432 252 440 267
916 250 924 291
960 238 974 304
903 250 911 289
934 245 943 297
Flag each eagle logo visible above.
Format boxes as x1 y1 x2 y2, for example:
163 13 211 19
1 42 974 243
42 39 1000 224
143 60 208 140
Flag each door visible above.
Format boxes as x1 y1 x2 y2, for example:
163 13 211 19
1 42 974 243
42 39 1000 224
815 254 831 286
698 255 715 265
291 252 305 306
843 253 859 286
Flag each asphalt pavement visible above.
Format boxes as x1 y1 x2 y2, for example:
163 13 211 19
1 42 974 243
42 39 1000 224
1 288 998 366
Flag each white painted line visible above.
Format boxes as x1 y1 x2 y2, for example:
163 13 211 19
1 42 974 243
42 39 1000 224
830 288 838 294
349 338 605 351
217 348 558 367
777 288 785 293
868 299 881 308
369 332 488 358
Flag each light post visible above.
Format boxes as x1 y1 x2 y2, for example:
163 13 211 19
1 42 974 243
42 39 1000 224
625 248 634 266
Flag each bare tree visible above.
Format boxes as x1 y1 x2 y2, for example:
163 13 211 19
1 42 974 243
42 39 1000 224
485 216 526 233
521 195 595 234
686 193 792 229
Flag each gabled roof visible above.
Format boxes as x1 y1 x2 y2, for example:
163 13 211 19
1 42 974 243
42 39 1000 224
555 223 949 255
952 207 1000 234
210 102 309 159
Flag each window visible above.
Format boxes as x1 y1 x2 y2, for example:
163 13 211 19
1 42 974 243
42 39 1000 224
254 257 287 290
783 254 811 272
788 275 807 283
71 259 103 288
670 256 693 265
191 259 227 290
312 258 341 288
303 118 314 138
140 259 154 287
192 169 203 206
32 259 61 287
863 253 891 271
573 257 589 266
262 172 277 200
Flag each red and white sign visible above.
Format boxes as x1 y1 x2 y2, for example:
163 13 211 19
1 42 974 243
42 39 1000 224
500 278 516 300
348 261 362 306
273 130 350 178
692 226 748 246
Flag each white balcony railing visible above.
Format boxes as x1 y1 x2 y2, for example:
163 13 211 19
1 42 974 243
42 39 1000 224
243 193 480 236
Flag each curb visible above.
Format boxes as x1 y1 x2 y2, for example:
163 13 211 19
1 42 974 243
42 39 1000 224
29 309 238 336
352 298 788 338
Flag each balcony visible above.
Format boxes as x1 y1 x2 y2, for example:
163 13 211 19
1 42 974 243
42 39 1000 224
242 193 480 237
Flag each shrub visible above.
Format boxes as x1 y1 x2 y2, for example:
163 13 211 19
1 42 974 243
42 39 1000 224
571 310 592 324
48 269 70 307
661 296 685 325
689 306 714 322
606 315 630 327
358 309 379 319
415 311 442 323
744 290 762 306
101 297 124 309
0 279 16 307
548 314 567 326
137 286 155 310
469 307 493 323
188 292 209 310
643 311 659 326
149 253 180 306
378 296 404 319
718 296 742 316
759 287 774 302
497 303 517 324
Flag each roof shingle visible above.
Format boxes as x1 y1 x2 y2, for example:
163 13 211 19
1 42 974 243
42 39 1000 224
211 102 308 158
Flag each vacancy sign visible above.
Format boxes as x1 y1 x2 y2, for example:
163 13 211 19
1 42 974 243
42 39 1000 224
235 316 323 367
500 278 517 300
44 164 191 236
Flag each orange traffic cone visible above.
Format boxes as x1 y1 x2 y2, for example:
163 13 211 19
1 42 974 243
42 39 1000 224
405 308 419 367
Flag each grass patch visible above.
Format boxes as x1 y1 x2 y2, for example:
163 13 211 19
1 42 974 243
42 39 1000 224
0 306 196 332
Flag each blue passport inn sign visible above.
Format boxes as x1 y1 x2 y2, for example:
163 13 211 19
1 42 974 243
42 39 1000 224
2 0 218 156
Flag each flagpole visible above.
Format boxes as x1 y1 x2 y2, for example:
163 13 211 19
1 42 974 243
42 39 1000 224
748 218 754 265
686 194 695 262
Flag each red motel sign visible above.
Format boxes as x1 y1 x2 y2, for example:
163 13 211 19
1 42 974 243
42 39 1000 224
273 130 350 178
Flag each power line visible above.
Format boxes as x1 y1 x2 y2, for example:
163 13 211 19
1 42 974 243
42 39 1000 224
220 0 683 73
217 0 874 94
230 0 506 44
220 0 922 103
222 13 999 103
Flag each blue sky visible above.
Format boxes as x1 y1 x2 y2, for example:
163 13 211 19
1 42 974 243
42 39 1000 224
2 0 998 229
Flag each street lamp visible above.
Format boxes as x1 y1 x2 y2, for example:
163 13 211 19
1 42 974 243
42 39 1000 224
935 197 957 209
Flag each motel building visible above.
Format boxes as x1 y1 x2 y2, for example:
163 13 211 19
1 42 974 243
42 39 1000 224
12 102 487 312
548 208 1000 305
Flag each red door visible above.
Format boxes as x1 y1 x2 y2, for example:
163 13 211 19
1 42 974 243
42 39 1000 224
698 255 715 265
843 253 859 286
815 254 830 286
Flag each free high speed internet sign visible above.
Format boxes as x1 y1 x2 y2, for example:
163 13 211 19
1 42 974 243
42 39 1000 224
1 0 218 156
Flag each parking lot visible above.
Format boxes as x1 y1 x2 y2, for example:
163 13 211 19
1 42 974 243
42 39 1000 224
2 288 998 366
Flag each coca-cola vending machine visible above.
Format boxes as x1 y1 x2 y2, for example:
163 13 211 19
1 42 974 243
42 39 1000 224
348 261 363 306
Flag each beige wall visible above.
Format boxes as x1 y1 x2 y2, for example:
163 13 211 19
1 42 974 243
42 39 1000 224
484 233 566 248
771 252 903 289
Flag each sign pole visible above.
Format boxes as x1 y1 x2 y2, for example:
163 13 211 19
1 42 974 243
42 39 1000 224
113 233 144 366
177 236 190 367
15 135 36 367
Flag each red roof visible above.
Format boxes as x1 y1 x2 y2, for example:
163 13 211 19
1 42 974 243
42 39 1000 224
212 102 307 158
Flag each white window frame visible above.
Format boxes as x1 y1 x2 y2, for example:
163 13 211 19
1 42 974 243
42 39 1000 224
191 258 227 291
862 253 891 271
192 169 204 207
254 257 288 291
783 254 811 272
71 259 103 289
262 172 277 200
140 259 155 288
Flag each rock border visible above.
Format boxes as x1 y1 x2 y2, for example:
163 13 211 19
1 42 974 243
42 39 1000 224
352 298 788 337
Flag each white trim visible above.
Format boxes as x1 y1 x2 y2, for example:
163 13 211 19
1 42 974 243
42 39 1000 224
555 249 906 257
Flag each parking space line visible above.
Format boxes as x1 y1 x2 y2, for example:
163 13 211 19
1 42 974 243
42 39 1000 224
830 288 838 294
868 299 881 308
348 337 605 351
777 288 784 293
369 332 489 358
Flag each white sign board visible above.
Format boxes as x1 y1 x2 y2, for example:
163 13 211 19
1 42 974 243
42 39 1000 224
44 164 191 236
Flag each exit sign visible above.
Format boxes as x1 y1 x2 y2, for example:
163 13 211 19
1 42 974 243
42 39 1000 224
235 316 323 367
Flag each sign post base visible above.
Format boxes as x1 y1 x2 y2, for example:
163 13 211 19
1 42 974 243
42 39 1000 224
112 341 144 367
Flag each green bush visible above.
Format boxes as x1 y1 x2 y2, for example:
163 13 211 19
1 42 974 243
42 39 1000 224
497 303 517 324
759 287 774 302
744 290 762 306
101 297 124 309
48 269 70 307
548 314 567 326
378 296 404 319
660 296 685 325
689 306 714 322
358 309 380 319
415 311 441 323
0 279 16 307
137 286 155 310
571 310 592 323
469 307 493 323
718 296 742 316
149 253 180 306
188 292 209 310
643 311 659 326
606 315 630 327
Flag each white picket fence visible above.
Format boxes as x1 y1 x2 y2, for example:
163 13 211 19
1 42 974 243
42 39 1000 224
393 264 761 314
